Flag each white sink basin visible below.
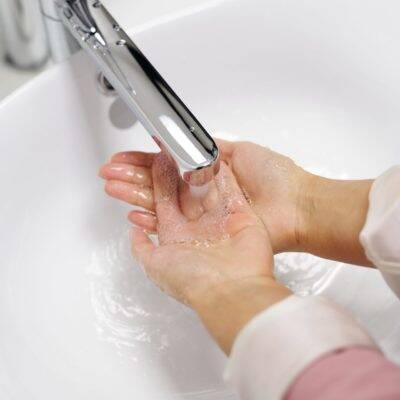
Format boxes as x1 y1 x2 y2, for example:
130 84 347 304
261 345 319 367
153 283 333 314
1 0 400 398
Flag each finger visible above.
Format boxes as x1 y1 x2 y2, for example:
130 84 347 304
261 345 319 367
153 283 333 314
105 180 155 211
99 163 153 187
215 139 235 162
128 210 157 233
201 181 219 212
130 227 156 268
214 163 261 235
111 151 156 167
179 180 205 220
152 153 187 243
179 179 219 218
216 162 253 215
152 153 185 221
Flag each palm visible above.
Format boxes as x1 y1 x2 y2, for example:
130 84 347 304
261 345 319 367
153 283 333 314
130 154 273 304
100 139 306 254
217 140 305 252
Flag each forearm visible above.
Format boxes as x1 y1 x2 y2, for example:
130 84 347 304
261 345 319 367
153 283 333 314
299 175 373 267
189 276 291 354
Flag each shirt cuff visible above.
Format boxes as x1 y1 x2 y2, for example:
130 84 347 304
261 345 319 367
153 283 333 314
360 165 400 298
224 295 376 400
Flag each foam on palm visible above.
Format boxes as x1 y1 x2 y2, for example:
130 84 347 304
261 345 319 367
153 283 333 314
154 155 242 248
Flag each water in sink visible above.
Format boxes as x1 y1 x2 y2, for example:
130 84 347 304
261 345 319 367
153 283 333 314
86 225 236 399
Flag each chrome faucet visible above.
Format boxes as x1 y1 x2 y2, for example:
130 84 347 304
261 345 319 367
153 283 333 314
1 0 220 186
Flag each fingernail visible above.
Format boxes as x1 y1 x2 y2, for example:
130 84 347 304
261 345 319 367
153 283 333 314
134 210 156 216
98 165 106 178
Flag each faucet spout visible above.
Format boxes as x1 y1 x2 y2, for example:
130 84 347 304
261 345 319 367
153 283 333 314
58 0 220 186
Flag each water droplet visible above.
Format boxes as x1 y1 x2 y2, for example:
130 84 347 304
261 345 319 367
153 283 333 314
92 0 102 8
116 39 126 46
113 24 121 32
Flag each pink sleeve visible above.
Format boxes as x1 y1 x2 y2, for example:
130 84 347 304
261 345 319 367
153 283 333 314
285 347 400 400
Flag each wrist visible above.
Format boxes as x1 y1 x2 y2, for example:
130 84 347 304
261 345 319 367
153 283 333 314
274 168 316 253
263 167 313 254
299 174 373 265
189 276 291 354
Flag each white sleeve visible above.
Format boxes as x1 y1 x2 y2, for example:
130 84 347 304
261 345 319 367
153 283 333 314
224 295 376 400
223 167 399 400
360 166 400 299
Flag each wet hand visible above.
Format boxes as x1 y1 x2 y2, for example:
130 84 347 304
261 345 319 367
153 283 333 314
100 152 291 353
127 153 274 305
99 140 311 254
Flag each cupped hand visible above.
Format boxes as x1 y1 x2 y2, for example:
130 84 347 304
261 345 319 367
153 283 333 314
100 151 292 353
127 153 274 306
99 139 372 266
99 140 310 254
215 140 309 253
